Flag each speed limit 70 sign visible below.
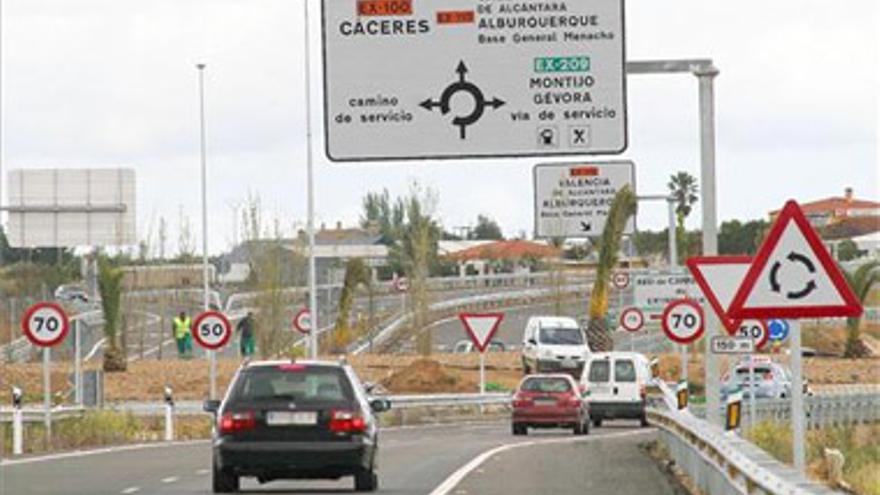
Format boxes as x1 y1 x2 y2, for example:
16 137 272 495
192 311 232 350
661 299 705 344
21 302 70 347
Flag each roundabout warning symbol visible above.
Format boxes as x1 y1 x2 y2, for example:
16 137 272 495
419 61 505 139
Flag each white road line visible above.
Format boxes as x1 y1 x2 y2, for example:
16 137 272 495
121 487 140 494
0 440 210 466
161 476 179 483
427 429 654 495
196 468 210 475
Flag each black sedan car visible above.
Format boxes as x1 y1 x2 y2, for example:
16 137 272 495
204 360 391 493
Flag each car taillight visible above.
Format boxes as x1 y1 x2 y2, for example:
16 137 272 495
565 395 582 408
512 394 533 408
329 410 366 434
219 411 256 434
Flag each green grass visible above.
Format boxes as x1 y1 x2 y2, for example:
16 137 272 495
746 421 880 494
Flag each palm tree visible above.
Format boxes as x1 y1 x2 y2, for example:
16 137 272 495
586 186 637 351
843 260 879 358
668 172 699 263
98 257 127 372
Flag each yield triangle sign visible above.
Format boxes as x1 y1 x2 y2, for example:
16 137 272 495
686 255 752 333
459 312 504 353
728 200 863 319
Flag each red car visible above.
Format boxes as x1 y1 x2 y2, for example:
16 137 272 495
511 374 590 436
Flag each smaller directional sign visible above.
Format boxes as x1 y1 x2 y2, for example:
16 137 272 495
729 201 863 319
619 307 644 333
534 162 635 239
21 302 70 348
733 320 769 351
768 319 790 342
393 276 409 293
459 313 504 353
661 299 704 345
293 308 311 335
192 311 232 350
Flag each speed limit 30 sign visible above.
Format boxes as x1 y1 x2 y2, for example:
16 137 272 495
21 302 70 347
192 311 232 350
661 299 705 344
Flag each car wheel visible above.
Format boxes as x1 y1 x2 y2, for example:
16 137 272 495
354 467 378 492
582 420 590 435
512 423 527 436
640 413 649 428
212 463 239 493
592 418 602 428
572 422 583 435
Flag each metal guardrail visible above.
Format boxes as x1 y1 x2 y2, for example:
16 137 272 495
648 407 840 494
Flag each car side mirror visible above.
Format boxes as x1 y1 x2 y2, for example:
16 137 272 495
364 382 376 394
203 400 221 414
528 338 537 346
579 384 590 398
370 398 391 414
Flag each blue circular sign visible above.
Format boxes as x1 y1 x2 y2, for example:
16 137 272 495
768 319 790 342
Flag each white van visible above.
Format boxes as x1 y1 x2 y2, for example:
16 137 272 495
580 352 651 427
521 316 591 376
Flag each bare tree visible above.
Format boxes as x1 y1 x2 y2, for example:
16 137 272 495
157 216 168 260
177 206 195 261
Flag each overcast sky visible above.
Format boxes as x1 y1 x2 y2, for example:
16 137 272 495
1 0 877 255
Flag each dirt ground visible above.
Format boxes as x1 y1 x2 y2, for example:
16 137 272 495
2 350 877 404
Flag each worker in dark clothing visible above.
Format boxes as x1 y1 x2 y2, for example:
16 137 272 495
237 311 256 357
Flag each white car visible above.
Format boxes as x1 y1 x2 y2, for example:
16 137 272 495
451 340 506 354
521 316 591 376
580 352 651 427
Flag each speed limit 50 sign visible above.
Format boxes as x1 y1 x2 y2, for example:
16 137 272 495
733 320 769 351
192 311 232 350
21 302 70 347
661 299 705 344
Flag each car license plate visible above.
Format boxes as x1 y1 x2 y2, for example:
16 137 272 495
591 385 610 395
266 411 317 426
535 398 557 406
561 359 577 369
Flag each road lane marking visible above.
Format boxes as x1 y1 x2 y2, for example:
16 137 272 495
0 440 209 466
121 488 140 494
196 468 210 475
428 429 654 495
161 476 179 483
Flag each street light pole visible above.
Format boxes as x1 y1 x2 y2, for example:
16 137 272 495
196 62 216 400
303 0 319 359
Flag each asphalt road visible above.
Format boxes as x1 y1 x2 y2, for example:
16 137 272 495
0 422 667 495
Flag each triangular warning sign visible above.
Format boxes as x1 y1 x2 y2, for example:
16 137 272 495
686 255 752 333
459 313 504 353
728 200 862 319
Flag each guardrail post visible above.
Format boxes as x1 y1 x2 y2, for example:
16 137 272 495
12 386 24 455
163 386 174 442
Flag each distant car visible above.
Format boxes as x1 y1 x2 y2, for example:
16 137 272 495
521 316 591 376
721 357 796 400
511 374 590 436
54 284 89 303
203 360 391 493
580 352 651 427
452 340 506 354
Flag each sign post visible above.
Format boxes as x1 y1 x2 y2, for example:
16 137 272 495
728 200 863 474
321 0 627 161
191 311 232 398
459 313 504 394
21 302 70 442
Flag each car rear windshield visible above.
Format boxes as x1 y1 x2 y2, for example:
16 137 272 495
588 360 610 382
538 326 584 345
736 366 773 376
521 377 572 393
614 360 637 382
230 365 354 404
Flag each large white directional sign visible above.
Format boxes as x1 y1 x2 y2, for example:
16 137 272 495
534 161 634 238
322 0 627 161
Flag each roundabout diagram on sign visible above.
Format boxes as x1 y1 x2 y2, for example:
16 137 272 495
419 61 505 140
